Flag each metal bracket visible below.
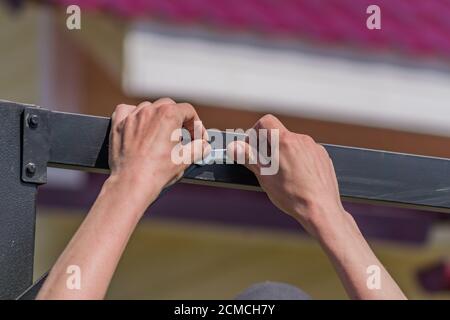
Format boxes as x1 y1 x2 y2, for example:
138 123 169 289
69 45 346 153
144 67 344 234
21 107 50 184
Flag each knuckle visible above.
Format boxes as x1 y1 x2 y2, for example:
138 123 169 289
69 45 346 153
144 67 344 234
180 102 194 111
258 114 277 127
123 113 136 126
158 103 177 118
280 131 293 146
138 101 152 108
179 102 197 115
279 130 289 140
299 134 315 144
140 104 154 115
135 108 151 122
157 97 175 105
115 103 128 112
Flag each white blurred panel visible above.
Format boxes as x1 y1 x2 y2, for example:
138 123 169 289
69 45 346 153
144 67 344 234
123 25 450 137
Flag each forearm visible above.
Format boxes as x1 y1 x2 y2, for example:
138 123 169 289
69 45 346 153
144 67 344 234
311 208 406 300
37 176 156 299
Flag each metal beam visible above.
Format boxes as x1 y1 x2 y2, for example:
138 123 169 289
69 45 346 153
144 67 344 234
35 105 450 213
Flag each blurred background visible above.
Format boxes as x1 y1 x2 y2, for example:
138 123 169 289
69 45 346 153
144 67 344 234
1 0 450 299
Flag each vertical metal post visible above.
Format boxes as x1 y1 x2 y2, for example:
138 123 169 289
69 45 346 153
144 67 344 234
0 102 37 299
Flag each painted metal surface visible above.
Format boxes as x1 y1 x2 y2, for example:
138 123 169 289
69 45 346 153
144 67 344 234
0 101 36 299
29 106 450 213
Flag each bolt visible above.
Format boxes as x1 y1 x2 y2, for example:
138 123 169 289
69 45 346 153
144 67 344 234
25 163 36 176
28 114 39 128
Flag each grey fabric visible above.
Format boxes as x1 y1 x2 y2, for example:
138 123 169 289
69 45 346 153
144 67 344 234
235 281 311 300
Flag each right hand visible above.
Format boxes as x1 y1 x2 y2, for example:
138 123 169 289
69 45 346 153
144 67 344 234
227 115 349 237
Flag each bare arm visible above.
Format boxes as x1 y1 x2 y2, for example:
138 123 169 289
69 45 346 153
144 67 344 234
37 98 208 299
227 115 406 300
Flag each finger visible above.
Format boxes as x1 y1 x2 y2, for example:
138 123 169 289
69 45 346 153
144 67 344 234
152 97 176 107
253 114 288 131
252 114 288 145
180 139 211 170
110 104 136 164
226 140 260 175
164 139 210 188
112 104 136 127
175 103 208 141
132 101 152 113
131 99 171 116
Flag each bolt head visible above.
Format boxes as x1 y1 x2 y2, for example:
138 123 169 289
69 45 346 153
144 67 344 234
28 115 39 128
25 163 36 175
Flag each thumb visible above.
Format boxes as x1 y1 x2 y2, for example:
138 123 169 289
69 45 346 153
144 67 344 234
181 139 211 169
165 139 211 188
227 140 260 175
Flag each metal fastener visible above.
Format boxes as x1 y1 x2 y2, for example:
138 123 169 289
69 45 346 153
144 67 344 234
25 163 36 176
28 115 39 128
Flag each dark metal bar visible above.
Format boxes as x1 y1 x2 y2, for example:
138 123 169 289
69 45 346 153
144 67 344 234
0 101 37 299
48 110 110 172
323 145 450 212
43 107 450 213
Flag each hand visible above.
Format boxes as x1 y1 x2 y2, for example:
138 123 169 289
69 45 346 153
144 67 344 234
108 98 210 209
37 98 210 300
227 115 348 237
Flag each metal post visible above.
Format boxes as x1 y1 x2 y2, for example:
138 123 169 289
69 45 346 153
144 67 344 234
0 102 37 299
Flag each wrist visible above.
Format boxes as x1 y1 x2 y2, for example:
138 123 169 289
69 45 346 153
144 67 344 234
300 201 356 242
104 172 161 210
311 207 360 249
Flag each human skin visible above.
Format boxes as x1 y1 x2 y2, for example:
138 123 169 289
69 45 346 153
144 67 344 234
37 98 210 299
227 115 406 300
37 100 406 300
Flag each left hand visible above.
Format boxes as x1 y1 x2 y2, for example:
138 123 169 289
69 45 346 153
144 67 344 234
107 98 210 209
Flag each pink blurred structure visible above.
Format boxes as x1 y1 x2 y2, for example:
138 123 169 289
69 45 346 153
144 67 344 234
52 0 450 58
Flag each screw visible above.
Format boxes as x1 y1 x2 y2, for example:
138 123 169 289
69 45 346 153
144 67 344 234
25 163 36 176
28 115 39 128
